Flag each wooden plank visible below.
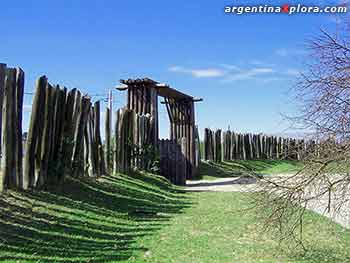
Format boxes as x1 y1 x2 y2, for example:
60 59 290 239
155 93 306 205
95 101 107 176
113 109 120 174
180 137 187 185
0 64 6 192
62 88 77 176
15 68 24 189
86 108 96 177
54 88 67 162
37 83 54 187
105 107 111 173
2 68 17 189
24 76 47 189
72 96 91 177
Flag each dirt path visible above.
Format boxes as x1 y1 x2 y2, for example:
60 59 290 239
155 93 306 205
186 176 350 229
185 177 258 192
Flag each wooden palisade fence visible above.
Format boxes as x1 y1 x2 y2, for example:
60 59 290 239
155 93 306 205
24 76 106 189
113 107 152 173
159 138 187 185
204 128 308 162
0 66 202 192
0 64 108 192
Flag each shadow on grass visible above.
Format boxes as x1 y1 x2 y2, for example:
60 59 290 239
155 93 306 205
292 247 350 263
0 172 192 262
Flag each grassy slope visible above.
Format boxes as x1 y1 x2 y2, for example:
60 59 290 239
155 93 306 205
132 192 350 263
0 172 190 263
198 160 303 180
1 161 349 263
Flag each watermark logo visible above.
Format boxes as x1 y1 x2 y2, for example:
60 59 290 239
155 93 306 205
224 4 348 15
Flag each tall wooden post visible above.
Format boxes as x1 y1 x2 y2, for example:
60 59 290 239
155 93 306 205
105 90 112 173
24 76 47 189
0 64 6 192
105 108 111 173
15 68 24 188
2 68 17 189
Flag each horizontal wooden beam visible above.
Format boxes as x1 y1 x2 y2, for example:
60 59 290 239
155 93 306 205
156 83 169 88
120 78 158 85
115 85 128 91
193 97 203 102
160 98 203 104
117 78 202 102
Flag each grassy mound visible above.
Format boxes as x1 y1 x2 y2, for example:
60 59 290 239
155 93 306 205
1 162 349 263
0 172 191 262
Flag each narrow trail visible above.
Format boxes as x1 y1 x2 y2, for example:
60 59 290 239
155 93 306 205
185 177 258 192
186 176 350 229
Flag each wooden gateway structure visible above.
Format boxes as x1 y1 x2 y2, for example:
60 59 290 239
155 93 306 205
117 78 202 183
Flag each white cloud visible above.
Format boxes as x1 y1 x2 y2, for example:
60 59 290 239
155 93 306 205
168 66 225 78
250 60 264 66
261 77 284 83
191 69 225 78
275 48 306 57
223 67 275 82
252 68 274 73
220 64 241 71
285 69 300 76
169 62 301 83
168 66 183 72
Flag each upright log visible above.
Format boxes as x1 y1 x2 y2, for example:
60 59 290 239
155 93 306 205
37 84 54 187
0 64 5 192
105 107 111 173
2 68 17 188
24 76 47 189
15 68 24 188
62 88 77 176
86 108 97 177
113 109 121 174
72 96 91 177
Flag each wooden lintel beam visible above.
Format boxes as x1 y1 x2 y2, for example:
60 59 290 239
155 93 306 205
160 98 203 104
156 83 169 88
116 86 128 91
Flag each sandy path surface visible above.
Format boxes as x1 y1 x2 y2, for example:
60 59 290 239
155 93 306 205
185 177 258 192
186 176 350 228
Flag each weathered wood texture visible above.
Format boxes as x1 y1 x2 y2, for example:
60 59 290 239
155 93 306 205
0 64 5 192
0 66 24 191
204 128 308 162
83 101 106 178
113 107 152 174
159 138 187 186
105 108 111 173
164 99 197 179
22 75 108 189
120 79 200 181
126 83 158 147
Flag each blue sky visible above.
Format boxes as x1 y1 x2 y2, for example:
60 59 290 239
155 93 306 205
1 0 347 138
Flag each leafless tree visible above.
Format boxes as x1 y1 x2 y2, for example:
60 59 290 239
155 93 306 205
253 22 350 248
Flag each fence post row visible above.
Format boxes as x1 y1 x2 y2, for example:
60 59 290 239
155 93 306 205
203 128 310 162
15 74 107 191
0 67 205 192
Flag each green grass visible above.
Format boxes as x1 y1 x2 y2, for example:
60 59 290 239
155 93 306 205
1 163 349 263
129 192 350 263
198 160 303 180
0 172 191 262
